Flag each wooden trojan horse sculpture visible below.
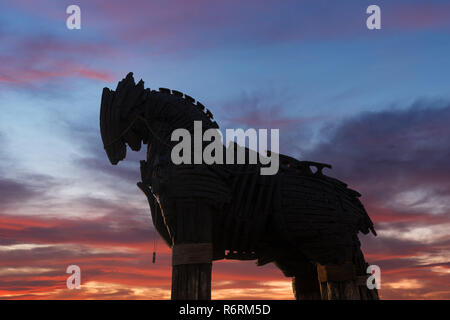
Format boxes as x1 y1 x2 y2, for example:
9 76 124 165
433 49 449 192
100 73 379 300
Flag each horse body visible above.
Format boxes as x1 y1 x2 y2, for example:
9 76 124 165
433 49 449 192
100 73 378 300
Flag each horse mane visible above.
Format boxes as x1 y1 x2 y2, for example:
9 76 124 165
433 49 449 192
113 72 219 131
151 86 220 130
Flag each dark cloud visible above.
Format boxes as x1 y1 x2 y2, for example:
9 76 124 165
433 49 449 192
305 100 450 182
0 173 61 211
300 101 450 219
0 210 158 248
0 179 36 206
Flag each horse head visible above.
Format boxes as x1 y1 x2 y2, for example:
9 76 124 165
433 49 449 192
100 72 150 164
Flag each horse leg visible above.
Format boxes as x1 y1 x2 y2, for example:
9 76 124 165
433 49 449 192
162 198 214 300
292 262 321 300
352 237 380 300
317 237 379 300
275 258 321 300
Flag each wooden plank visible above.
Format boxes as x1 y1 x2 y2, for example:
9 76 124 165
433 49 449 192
171 199 213 300
292 263 321 300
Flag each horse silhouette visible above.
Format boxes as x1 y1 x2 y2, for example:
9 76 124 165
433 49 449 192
100 73 378 300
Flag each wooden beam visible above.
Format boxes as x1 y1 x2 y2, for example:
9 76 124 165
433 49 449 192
170 200 213 300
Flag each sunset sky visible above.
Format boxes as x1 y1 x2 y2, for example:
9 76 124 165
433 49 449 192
0 0 449 299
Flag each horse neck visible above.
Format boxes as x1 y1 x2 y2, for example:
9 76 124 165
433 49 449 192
143 96 217 148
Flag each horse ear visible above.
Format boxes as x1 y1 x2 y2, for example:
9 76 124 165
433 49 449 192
100 87 114 144
115 72 136 93
113 73 149 118
123 72 134 86
113 73 137 112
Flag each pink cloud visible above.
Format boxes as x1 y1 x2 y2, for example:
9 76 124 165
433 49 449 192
386 3 450 30
0 34 117 86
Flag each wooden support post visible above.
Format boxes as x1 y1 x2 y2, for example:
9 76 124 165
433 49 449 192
170 200 213 300
171 244 212 299
292 263 321 300
317 263 379 300
172 263 212 300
